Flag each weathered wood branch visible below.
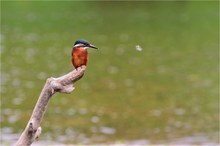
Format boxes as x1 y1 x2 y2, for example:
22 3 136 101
15 66 86 146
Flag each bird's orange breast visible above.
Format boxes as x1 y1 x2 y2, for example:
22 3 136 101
72 48 88 68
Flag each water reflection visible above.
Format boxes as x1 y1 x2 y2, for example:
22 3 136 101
115 45 125 56
37 72 48 80
107 66 119 75
99 126 116 135
175 108 185 116
119 33 129 42
79 108 87 115
12 97 24 105
1 130 218 145
151 109 162 117
91 116 100 123
124 78 133 87
2 109 21 124
25 81 35 89
66 108 76 116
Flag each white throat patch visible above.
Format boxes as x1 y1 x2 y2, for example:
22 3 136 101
74 44 88 49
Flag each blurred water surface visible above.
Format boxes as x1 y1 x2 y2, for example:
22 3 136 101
1 1 219 145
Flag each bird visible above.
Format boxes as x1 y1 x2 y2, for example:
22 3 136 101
71 39 98 69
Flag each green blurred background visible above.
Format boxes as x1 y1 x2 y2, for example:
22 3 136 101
1 1 219 145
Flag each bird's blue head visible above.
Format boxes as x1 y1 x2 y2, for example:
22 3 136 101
74 39 98 49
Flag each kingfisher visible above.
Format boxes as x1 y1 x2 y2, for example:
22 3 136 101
72 39 98 69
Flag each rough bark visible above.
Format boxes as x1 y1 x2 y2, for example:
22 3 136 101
15 66 86 146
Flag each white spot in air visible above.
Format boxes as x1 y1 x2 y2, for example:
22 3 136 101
135 45 143 52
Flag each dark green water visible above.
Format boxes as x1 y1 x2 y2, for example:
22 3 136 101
1 1 219 145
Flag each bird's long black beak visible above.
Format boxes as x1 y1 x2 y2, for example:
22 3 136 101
89 44 98 49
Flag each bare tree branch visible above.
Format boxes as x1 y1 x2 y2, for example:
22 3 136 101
15 66 86 146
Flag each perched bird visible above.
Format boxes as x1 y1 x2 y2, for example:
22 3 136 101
72 39 98 69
